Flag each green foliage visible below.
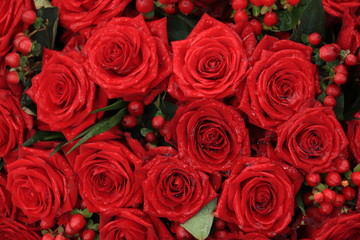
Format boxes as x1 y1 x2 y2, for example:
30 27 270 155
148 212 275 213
33 7 59 50
277 0 312 31
167 14 198 41
296 192 306 216
22 130 65 147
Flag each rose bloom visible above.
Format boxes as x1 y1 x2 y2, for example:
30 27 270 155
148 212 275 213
276 103 348 173
0 175 12 218
167 13 248 100
238 35 319 131
337 11 360 54
170 99 250 173
74 141 143 213
322 0 360 17
214 156 302 237
0 0 34 57
82 16 172 102
6 147 78 223
0 90 32 157
52 0 131 33
26 50 107 140
347 112 360 162
0 217 40 240
137 155 217 223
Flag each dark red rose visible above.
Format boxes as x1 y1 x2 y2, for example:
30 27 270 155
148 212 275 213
0 0 34 57
73 141 143 213
137 155 217 223
238 35 319 131
26 50 107 140
214 156 302 238
6 147 78 223
347 112 360 162
0 217 40 240
82 16 172 102
0 175 12 218
275 103 348 173
0 90 32 157
322 0 360 17
170 99 250 173
52 0 131 33
167 13 248 100
337 12 360 53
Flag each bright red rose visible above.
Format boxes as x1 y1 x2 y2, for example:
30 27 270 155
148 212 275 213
0 0 34 57
337 12 360 54
74 141 143 213
238 35 319 131
214 156 303 238
276 103 348 173
52 0 131 33
6 147 78 223
167 13 248 100
0 175 12 218
82 16 172 102
322 0 360 17
0 90 32 157
169 99 250 173
347 113 360 162
137 155 217 223
0 217 40 240
26 50 107 140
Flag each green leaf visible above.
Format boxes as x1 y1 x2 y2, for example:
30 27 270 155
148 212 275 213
34 0 53 9
72 208 81 215
143 10 155 19
252 6 260 17
32 7 59 50
81 208 93 218
22 130 65 147
334 93 344 121
276 0 311 31
167 14 198 41
140 128 152 137
33 17 43 29
92 223 99 232
160 101 178 120
180 198 217 240
90 100 126 113
354 164 360 172
296 192 306 216
41 230 49 235
345 170 352 179
315 183 327 192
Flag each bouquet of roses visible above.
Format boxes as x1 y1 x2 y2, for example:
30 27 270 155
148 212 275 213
0 0 359 239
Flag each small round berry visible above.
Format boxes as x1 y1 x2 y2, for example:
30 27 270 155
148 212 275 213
250 0 262 6
333 194 345 207
16 37 32 54
55 235 68 240
308 32 322 45
303 192 314 206
42 233 55 240
234 10 248 23
325 172 342 187
313 192 324 203
175 225 192 240
287 0 300 5
128 101 144 117
263 11 278 27
345 53 357 66
4 53 20 68
325 83 341 97
322 189 336 203
178 0 194 15
319 44 340 62
159 121 171 137
341 186 356 201
334 64 348 75
334 158 350 173
231 0 248 10
145 132 156 143
351 171 360 187
40 218 56 230
136 0 154 13
306 173 321 187
6 71 20 85
163 4 176 15
333 73 347 85
261 0 275 6
323 95 336 107
22 10 37 25
214 230 228 238
249 19 262 35
81 229 96 240
65 223 77 235
69 214 86 232
319 202 333 215
214 219 226 230
152 115 165 129
122 115 137 128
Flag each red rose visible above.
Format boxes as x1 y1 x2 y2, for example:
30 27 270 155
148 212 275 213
52 0 131 33
170 99 250 173
238 35 319 131
0 0 34 57
347 112 360 162
167 13 248 100
6 147 78 223
74 141 143 213
214 156 302 237
322 0 360 17
26 50 107 140
0 217 40 240
82 16 172 102
137 155 217 223
337 12 360 53
0 90 32 157
275 103 349 173
0 175 12 218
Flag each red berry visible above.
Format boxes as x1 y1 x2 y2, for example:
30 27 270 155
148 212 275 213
319 44 340 62
351 171 360 187
16 38 32 54
325 172 342 187
303 192 314 206
345 53 357 66
122 115 137 128
159 121 171 137
42 233 55 240
234 10 248 23
322 189 336 203
152 115 165 129
263 11 278 26
6 71 20 85
249 19 262 35
128 101 144 117
308 32 322 45
40 218 57 229
178 0 194 15
22 10 37 25
250 0 262 6
214 219 226 230
319 202 333 215
231 0 248 10
306 173 321 187
65 223 77 235
82 229 96 240
287 0 300 5
145 132 156 143
4 53 20 68
136 0 154 13
145 142 156 150
313 192 324 203
69 214 86 233
341 186 356 201
334 64 348 75
163 4 177 15
175 225 192 240
325 83 341 97
159 0 170 4
261 0 275 6
55 235 67 240
334 158 350 173
214 230 228 238
323 95 336 107
333 73 347 85
333 194 345 207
